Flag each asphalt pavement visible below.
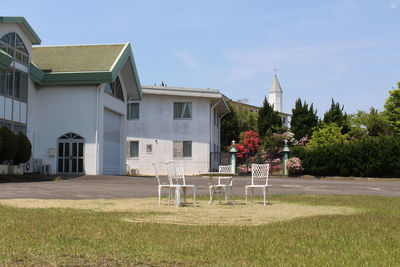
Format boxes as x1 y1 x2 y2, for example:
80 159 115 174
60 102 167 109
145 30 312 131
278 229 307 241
0 175 399 200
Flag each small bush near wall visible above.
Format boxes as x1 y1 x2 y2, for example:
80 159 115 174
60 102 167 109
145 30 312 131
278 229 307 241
14 132 32 165
0 127 32 166
0 126 18 164
291 136 400 177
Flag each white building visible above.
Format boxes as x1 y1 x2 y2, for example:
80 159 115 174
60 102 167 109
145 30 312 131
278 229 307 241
126 85 230 175
0 17 142 175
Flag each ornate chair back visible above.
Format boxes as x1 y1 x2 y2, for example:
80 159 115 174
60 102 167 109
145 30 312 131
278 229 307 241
251 164 269 186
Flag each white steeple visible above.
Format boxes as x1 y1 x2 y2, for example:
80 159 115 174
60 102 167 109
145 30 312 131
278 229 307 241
268 74 283 112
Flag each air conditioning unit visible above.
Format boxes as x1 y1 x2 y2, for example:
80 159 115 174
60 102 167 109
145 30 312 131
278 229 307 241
24 161 34 173
41 164 51 175
24 158 43 174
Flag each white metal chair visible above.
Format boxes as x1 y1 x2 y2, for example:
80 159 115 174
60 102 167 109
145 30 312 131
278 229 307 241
245 164 270 205
208 165 234 204
165 162 196 207
153 163 172 205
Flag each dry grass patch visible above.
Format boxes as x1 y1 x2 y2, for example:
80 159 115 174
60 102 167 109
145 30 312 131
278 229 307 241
0 198 359 226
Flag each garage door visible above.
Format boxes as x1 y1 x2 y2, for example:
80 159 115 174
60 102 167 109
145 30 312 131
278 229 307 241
103 109 121 174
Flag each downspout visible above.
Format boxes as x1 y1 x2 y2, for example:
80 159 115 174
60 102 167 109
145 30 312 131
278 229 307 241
95 85 101 174
210 100 221 171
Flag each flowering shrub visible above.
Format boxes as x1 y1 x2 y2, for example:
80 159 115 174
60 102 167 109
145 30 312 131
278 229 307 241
297 135 309 146
236 130 260 160
286 157 304 176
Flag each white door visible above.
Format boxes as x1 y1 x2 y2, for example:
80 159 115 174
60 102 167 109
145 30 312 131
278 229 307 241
103 109 121 174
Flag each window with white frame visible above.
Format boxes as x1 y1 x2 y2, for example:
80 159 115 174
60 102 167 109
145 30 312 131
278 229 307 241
127 102 139 120
173 141 192 158
173 102 192 119
146 144 153 153
129 141 139 158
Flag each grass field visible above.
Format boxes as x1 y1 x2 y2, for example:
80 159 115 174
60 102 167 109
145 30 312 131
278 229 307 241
0 195 399 266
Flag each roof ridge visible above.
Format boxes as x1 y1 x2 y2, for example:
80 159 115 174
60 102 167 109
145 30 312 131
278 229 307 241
32 43 128 48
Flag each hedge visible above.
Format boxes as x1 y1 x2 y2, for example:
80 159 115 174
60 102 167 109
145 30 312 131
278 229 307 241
291 135 400 177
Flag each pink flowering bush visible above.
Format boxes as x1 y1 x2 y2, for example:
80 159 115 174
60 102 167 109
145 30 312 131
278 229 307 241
286 157 304 176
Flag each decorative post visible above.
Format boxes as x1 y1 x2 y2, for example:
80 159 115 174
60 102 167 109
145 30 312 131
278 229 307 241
228 140 238 174
282 140 290 176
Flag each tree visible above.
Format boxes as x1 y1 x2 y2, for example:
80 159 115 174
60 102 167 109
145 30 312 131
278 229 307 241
221 103 240 149
307 123 349 148
232 104 258 132
0 126 18 164
323 98 350 134
14 132 32 165
290 98 319 140
257 97 282 138
350 107 392 137
384 82 400 135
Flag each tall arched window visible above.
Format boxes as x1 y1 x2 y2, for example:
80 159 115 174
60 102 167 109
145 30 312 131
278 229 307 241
0 32 29 65
0 32 29 134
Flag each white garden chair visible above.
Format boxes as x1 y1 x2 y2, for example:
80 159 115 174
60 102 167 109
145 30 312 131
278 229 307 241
208 165 234 204
153 163 172 205
245 163 270 205
165 162 196 207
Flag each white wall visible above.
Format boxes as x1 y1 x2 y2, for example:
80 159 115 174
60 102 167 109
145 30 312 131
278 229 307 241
126 94 214 175
28 84 98 174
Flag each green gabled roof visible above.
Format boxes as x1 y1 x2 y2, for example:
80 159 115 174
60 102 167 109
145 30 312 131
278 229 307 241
29 42 142 99
0 17 41 45
32 44 126 72
0 50 13 70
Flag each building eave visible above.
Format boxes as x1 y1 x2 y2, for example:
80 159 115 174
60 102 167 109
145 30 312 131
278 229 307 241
0 16 41 45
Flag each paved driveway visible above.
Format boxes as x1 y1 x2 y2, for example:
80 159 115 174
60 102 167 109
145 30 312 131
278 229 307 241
0 175 399 199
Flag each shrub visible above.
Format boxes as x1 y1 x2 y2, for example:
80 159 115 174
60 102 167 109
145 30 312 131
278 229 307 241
286 157 304 176
0 126 18 164
292 135 400 177
14 132 32 165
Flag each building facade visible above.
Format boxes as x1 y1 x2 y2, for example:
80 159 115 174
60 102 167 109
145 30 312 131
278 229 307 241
0 17 142 175
126 85 229 175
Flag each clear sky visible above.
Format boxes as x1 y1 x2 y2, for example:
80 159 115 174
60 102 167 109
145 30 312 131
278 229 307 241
3 0 400 116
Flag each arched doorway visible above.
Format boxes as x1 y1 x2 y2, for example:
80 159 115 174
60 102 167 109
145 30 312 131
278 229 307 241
57 133 84 174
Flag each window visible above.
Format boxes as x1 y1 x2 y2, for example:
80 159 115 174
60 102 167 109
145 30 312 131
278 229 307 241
0 69 5 94
0 33 29 102
127 103 139 120
146 144 153 153
173 141 192 158
129 141 139 158
0 32 29 65
6 69 13 96
174 102 192 119
104 77 124 101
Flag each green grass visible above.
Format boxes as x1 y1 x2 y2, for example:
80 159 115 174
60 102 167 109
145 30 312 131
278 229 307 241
0 195 399 266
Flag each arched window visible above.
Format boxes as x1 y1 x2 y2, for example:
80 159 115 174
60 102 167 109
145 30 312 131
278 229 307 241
104 76 124 101
0 32 29 65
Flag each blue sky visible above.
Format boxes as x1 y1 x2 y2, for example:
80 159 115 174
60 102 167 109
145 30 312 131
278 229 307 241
3 0 400 116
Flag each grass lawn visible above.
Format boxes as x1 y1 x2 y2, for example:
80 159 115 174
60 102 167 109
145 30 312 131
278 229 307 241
0 195 399 266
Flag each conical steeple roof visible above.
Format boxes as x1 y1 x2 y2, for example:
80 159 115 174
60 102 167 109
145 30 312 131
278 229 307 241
269 74 282 93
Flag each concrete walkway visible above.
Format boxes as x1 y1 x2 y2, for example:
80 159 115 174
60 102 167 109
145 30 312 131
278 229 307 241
0 175 399 200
